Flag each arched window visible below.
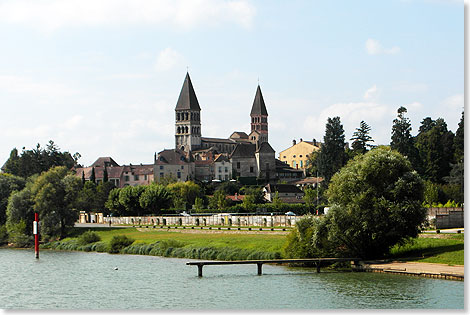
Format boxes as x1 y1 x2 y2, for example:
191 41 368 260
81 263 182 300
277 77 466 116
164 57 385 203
177 126 181 134
185 126 188 133
185 112 189 120
176 113 180 121
191 112 194 120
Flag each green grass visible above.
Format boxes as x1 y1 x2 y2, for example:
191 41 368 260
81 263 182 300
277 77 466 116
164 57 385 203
46 227 287 260
389 234 464 265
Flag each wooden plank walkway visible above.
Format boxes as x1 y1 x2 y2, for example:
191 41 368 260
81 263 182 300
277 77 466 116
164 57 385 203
186 258 360 277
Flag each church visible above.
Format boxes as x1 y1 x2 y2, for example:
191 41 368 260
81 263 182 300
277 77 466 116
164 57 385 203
153 73 302 184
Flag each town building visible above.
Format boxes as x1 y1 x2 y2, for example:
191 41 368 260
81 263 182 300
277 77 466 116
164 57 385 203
279 138 321 170
75 157 154 187
263 183 305 204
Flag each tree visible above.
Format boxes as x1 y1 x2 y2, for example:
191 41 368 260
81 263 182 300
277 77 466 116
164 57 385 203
415 118 455 183
32 166 82 240
95 181 115 214
209 190 228 210
454 111 464 163
167 181 202 209
303 187 316 207
318 117 347 184
119 185 145 216
90 167 96 184
0 173 26 226
105 188 126 216
2 141 78 178
216 181 240 195
284 147 426 260
103 166 109 183
76 181 97 213
324 147 426 259
350 120 374 154
139 184 172 214
194 197 204 211
5 183 35 246
390 106 420 171
271 191 283 210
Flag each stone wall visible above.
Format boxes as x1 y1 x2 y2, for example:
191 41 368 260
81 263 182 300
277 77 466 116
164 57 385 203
105 214 299 227
436 210 464 229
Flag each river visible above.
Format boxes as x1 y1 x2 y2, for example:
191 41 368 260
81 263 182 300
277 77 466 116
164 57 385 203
0 249 463 309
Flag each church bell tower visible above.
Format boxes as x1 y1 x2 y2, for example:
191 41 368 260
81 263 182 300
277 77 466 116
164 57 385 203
175 73 201 152
250 85 268 144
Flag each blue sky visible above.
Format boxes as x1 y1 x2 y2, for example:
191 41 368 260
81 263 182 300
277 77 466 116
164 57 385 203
0 0 464 166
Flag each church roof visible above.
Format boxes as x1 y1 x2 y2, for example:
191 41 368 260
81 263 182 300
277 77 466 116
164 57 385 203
230 143 256 158
250 85 268 116
256 142 275 154
175 73 201 111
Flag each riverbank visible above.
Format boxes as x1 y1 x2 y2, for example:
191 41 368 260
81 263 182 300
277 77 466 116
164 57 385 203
29 227 463 280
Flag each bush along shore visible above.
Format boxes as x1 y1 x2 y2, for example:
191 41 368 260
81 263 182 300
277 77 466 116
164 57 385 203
42 232 282 261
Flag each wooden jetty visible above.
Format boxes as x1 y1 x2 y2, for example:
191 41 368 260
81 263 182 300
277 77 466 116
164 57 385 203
186 258 360 277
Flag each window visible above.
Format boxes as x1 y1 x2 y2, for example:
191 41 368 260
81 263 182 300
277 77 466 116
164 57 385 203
177 172 181 179
125 176 129 181
160 165 164 170
218 175 222 180
134 175 139 181
181 165 184 169
300 160 303 168
225 167 228 173
160 172 164 177
299 155 303 158
293 155 296 158
250 166 254 173
292 161 296 168
237 162 240 169
218 167 222 172
144 175 147 180
283 156 286 158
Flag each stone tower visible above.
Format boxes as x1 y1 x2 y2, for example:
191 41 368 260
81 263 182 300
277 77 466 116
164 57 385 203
175 73 201 152
250 85 268 144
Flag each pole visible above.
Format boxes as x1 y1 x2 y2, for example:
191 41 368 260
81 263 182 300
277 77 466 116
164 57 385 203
33 212 39 259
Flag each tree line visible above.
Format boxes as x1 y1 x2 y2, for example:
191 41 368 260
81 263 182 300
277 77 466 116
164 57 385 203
308 107 464 207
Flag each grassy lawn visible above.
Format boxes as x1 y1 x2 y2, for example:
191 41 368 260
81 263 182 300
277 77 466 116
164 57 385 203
67 227 287 254
389 234 464 265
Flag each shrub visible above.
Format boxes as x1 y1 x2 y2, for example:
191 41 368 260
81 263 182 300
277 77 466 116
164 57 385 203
77 231 101 246
108 235 135 254
0 225 8 245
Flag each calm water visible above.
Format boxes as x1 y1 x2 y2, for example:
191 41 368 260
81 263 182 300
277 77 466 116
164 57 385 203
0 249 464 309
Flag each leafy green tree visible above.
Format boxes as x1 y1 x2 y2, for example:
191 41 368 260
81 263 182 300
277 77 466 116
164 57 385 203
32 166 82 240
324 147 426 259
241 186 264 204
167 181 202 209
350 120 374 154
216 181 240 195
95 181 115 214
76 181 97 213
105 188 126 216
119 185 146 216
0 173 26 226
285 147 426 259
5 181 35 246
2 141 78 178
318 116 347 184
423 180 439 206
271 191 283 210
415 118 454 183
454 111 464 163
209 190 228 210
242 194 255 211
303 187 316 207
194 197 204 211
390 106 420 171
139 183 172 214
306 150 320 176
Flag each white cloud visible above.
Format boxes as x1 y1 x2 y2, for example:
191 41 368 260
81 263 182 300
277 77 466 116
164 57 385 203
364 84 378 100
443 93 464 110
155 48 185 72
303 101 391 145
0 0 256 31
366 38 401 55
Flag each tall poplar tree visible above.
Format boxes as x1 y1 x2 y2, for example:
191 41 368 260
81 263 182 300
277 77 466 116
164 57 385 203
318 116 346 185
390 106 420 171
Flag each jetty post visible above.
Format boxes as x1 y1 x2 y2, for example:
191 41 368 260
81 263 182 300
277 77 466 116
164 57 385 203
33 212 39 259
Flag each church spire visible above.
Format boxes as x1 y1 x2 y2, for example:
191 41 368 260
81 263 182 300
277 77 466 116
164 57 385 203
250 85 268 144
175 72 201 111
250 85 268 116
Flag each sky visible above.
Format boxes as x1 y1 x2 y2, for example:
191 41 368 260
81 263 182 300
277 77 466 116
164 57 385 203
0 0 464 167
